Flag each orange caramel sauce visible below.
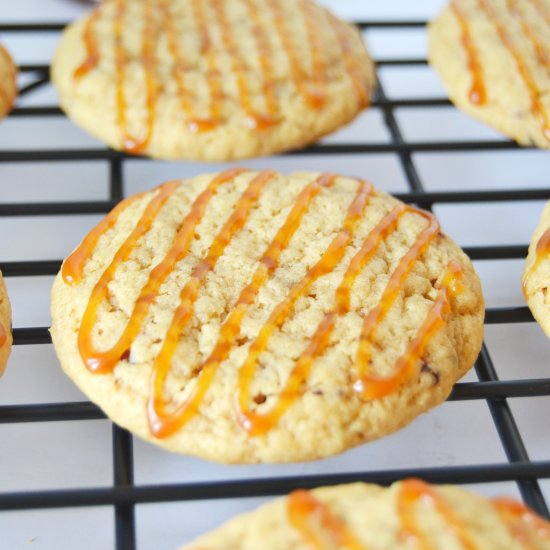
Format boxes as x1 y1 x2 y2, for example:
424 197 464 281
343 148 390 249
450 1 486 105
288 490 368 550
73 10 101 81
493 497 550 546
353 211 440 399
523 227 550 294
398 479 478 550
75 168 245 375
266 0 325 109
148 173 338 437
477 0 550 143
236 179 373 435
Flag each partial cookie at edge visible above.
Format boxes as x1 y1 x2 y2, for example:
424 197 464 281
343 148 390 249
0 271 13 376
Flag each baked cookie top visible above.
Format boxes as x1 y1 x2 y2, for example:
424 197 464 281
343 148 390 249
181 479 550 549
429 0 550 149
50 169 484 463
51 0 375 161
523 200 550 337
0 270 13 377
0 44 16 120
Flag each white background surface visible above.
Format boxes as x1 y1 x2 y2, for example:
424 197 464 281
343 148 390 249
1 0 549 548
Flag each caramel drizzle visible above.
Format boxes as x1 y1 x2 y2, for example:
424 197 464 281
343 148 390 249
288 482 550 549
148 173 339 437
509 0 550 70
241 0 280 128
477 0 550 143
493 497 550 547
236 179 373 435
74 9 101 81
398 479 478 550
354 211 440 399
75 168 246 374
114 0 158 153
288 490 367 550
215 0 278 130
328 13 371 108
187 0 224 132
266 0 325 109
450 1 486 105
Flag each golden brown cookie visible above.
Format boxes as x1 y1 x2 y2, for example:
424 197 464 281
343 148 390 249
180 479 550 549
50 169 484 463
429 0 550 148
51 0 375 161
0 44 16 120
523 200 550 337
0 270 13 376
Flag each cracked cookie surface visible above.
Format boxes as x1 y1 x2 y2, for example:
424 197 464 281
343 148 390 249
429 0 550 148
51 170 484 463
52 0 375 161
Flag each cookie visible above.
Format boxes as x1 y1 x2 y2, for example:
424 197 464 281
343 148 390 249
50 169 484 463
181 479 550 549
51 0 375 161
523 200 550 337
429 0 550 149
0 44 16 120
0 270 13 376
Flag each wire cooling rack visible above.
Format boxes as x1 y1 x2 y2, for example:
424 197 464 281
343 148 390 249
1 11 550 550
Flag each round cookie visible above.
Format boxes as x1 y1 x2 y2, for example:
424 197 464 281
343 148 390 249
429 0 550 149
523 200 550 337
0 270 13 376
0 44 16 120
50 169 484 463
181 479 550 549
51 0 375 161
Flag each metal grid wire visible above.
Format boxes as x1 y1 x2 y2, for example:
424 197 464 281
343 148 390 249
0 17 550 550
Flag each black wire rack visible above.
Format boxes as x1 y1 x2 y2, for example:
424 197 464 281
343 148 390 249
1 15 550 550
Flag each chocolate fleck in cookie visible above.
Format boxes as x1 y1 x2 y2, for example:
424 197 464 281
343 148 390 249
523 200 550 337
51 0 375 161
429 0 550 148
181 479 550 549
0 271 13 376
50 169 484 463
0 44 16 120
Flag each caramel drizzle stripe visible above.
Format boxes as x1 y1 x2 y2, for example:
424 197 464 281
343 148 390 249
62 193 145 285
399 479 478 549
493 497 550 546
190 0 224 132
529 0 550 28
328 13 370 108
74 9 101 81
288 490 368 550
236 179 372 435
161 1 206 133
477 0 550 143
509 0 550 72
236 201 402 435
450 1 486 105
77 168 246 374
354 211 439 398
266 0 325 109
148 173 338 438
114 0 158 153
288 481 550 548
213 0 273 131
242 0 279 124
